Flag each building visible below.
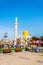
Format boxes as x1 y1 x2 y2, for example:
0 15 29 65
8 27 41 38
14 17 32 46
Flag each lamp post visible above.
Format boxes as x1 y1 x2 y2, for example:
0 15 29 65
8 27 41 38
3 33 8 44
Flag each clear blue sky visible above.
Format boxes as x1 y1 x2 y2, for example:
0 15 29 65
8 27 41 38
0 0 43 39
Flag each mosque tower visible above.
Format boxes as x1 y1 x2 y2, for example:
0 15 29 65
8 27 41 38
14 17 18 45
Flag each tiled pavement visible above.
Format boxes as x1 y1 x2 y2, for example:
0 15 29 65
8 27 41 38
0 52 43 65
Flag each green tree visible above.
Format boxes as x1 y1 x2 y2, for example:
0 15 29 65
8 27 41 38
32 36 39 41
40 36 43 42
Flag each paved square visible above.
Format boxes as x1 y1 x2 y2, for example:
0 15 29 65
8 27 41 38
0 52 43 65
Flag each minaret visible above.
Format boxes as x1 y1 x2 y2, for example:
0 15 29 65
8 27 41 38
14 17 18 45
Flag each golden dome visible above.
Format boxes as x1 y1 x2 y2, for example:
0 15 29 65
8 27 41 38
22 30 29 36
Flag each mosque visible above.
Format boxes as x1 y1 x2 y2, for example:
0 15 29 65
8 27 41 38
14 17 32 46
0 17 32 45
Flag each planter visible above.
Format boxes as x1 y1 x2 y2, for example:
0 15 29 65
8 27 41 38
15 47 21 52
3 48 11 53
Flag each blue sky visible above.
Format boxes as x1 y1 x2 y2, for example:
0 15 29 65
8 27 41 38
0 0 43 39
